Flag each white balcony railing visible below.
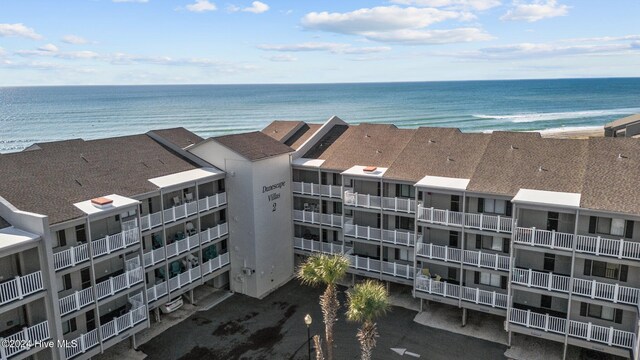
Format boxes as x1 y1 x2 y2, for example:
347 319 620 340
345 255 414 280
100 304 147 342
53 228 141 272
58 287 94 316
416 243 510 271
514 227 574 251
140 193 227 231
165 253 230 294
294 238 353 255
292 182 345 199
576 234 640 261
202 252 230 276
572 278 640 306
509 308 636 349
200 223 229 245
511 268 570 293
0 321 51 359
343 191 416 214
343 221 416 247
64 328 99 359
415 275 508 309
0 271 44 306
417 206 512 233
147 281 168 303
143 247 166 268
94 267 144 301
292 210 344 228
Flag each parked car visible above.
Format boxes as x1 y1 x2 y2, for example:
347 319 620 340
160 296 184 314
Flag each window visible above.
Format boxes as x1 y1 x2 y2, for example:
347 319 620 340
62 274 72 291
581 303 621 323
395 184 414 199
480 273 501 287
543 253 555 271
218 179 225 192
56 229 67 248
478 235 503 252
547 212 559 231
321 172 327 185
589 216 634 238
479 198 506 215
219 210 226 223
332 173 341 186
451 195 460 212
86 310 95 331
75 225 86 243
449 231 459 247
583 260 628 281
62 318 77 335
396 216 413 231
448 267 457 281
81 269 91 289
333 202 342 215
540 295 552 309
395 248 409 261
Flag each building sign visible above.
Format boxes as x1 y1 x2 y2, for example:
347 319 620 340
263 181 286 212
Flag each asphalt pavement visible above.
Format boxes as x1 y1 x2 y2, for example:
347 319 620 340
139 279 507 360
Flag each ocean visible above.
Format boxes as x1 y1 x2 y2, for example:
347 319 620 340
1 78 640 153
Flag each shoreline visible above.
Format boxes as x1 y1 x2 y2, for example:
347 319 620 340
538 125 604 139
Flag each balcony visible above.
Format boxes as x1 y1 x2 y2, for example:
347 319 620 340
514 227 573 251
94 267 144 302
511 268 570 293
0 271 45 306
343 220 417 247
292 210 344 228
416 243 510 271
294 238 353 255
58 287 94 316
167 253 230 293
417 207 512 233
573 279 640 306
147 281 168 304
345 254 414 280
0 321 51 359
99 302 147 342
53 227 141 271
142 223 228 268
292 181 346 199
139 192 227 232
509 308 636 350
414 275 508 309
64 328 98 360
343 191 416 214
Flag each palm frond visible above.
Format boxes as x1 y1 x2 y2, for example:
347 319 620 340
346 280 390 323
296 254 349 286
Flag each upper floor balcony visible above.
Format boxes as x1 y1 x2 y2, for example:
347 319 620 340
139 192 227 231
417 206 512 233
292 181 347 199
345 254 414 281
343 190 416 214
293 210 344 228
416 243 510 271
343 220 417 247
53 225 140 272
509 308 636 350
0 271 44 307
414 274 508 309
293 238 353 256
0 321 51 360
515 226 640 261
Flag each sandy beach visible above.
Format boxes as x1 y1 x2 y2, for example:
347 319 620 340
538 126 604 139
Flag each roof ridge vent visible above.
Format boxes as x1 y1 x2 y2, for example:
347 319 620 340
80 154 89 163
447 156 453 162
618 153 628 159
510 145 518 150
376 149 382 154
538 166 547 172
365 134 371 138
428 139 435 143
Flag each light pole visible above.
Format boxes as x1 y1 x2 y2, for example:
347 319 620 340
304 314 312 360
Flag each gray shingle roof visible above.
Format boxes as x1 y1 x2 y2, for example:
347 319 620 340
213 131 294 162
0 133 200 224
149 127 203 149
262 120 304 142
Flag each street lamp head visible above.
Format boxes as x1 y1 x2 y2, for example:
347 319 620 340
304 314 312 326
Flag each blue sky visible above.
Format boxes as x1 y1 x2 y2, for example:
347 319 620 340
1 0 640 85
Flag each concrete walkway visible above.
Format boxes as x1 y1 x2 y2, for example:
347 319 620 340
504 334 582 360
98 285 233 360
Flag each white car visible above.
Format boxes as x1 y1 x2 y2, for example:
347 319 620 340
160 296 184 314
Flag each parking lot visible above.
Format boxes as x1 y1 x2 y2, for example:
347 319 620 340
140 279 508 359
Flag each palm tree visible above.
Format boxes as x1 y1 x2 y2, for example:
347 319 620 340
346 280 390 360
297 254 350 360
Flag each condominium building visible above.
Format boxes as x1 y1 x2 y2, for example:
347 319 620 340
264 116 640 360
1 116 639 360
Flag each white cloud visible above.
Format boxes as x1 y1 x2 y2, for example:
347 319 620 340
389 0 501 11
267 54 297 62
0 23 43 40
186 0 217 12
38 44 59 53
112 0 149 3
501 0 569 22
363 28 493 44
242 1 269 14
258 42 392 54
302 6 465 34
62 35 89 45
